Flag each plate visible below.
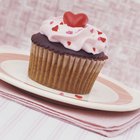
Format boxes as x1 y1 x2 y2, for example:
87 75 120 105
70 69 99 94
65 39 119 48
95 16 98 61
0 50 140 112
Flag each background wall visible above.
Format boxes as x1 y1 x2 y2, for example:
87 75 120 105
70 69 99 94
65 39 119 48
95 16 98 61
0 0 140 90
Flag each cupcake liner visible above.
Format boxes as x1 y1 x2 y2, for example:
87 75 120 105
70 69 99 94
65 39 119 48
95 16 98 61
28 44 106 94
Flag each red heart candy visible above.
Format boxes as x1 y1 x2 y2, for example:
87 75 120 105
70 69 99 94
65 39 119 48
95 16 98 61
63 11 88 27
52 25 58 31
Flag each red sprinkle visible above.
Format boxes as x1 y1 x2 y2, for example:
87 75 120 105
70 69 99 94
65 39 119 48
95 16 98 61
93 48 96 52
52 25 59 32
98 37 106 42
97 31 102 34
67 41 71 46
75 95 83 99
60 22 63 25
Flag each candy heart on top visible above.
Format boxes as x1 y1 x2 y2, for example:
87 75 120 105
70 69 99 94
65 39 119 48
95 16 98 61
63 11 88 27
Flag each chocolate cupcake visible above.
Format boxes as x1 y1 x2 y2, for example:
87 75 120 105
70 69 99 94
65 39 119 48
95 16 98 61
28 11 108 94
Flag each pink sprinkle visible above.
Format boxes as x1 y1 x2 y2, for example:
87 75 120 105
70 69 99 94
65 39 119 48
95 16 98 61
76 29 82 33
66 31 73 34
90 29 94 33
59 92 64 96
50 21 54 24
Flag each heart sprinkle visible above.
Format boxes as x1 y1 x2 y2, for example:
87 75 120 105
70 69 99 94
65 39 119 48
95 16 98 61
50 21 54 24
63 11 88 27
93 48 96 52
59 92 64 96
90 29 94 33
75 95 83 99
98 37 106 43
60 22 63 25
97 31 102 34
52 25 59 32
66 31 73 34
67 41 71 46
76 29 82 33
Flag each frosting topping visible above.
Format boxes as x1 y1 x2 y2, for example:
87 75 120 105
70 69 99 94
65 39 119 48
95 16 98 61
40 12 108 55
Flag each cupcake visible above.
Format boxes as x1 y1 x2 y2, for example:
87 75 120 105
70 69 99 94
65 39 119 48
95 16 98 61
28 11 108 94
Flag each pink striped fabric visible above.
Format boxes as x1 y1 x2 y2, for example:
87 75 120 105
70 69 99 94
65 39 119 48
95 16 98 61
0 80 140 138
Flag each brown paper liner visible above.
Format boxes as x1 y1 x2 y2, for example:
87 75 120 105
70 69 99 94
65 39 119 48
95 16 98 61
28 44 106 94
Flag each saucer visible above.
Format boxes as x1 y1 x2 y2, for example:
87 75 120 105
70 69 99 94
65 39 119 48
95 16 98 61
0 50 140 112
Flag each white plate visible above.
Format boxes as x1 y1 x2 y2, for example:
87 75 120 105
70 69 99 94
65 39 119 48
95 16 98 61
0 50 140 112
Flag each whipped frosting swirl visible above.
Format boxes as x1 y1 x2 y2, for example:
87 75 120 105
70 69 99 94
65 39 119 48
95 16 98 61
40 17 107 55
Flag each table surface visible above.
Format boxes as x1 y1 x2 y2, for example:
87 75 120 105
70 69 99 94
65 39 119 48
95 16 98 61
0 96 140 140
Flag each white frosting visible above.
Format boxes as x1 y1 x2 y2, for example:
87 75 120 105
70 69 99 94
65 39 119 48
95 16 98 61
40 17 107 54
